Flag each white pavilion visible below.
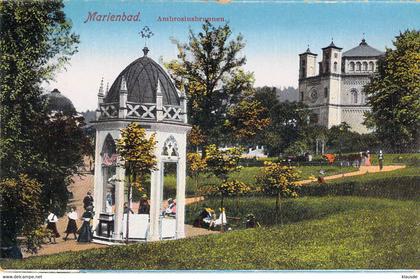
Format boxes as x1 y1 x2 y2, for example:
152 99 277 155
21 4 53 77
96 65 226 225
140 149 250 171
91 46 190 243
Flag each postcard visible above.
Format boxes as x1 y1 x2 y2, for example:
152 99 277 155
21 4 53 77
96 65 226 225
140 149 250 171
0 0 419 278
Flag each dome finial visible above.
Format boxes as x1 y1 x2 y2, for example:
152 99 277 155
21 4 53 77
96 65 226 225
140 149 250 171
139 26 154 56
360 33 367 46
98 77 104 97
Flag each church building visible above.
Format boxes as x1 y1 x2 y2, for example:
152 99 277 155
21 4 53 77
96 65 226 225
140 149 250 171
298 39 383 133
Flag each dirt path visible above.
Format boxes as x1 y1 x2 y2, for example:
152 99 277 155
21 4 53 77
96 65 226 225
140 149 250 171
296 165 406 185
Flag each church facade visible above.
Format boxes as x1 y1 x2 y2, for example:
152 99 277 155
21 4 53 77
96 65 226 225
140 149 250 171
298 39 383 133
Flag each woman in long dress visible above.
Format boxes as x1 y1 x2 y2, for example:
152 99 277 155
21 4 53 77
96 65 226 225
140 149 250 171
46 211 60 243
64 207 78 241
77 206 93 243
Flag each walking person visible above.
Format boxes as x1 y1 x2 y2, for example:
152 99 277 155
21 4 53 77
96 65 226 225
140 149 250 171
77 206 94 243
46 210 60 244
64 207 78 241
378 150 384 171
83 191 94 210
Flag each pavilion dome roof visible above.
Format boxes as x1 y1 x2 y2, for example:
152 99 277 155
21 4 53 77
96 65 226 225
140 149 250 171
343 39 384 57
44 88 76 114
104 47 180 106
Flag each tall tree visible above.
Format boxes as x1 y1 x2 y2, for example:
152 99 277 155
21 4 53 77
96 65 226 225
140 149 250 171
364 30 420 151
0 0 79 178
165 21 253 148
263 101 312 156
0 0 79 252
224 98 270 146
37 112 90 214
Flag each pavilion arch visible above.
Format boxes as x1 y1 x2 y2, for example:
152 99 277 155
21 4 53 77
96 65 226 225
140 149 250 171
162 135 179 158
101 133 117 158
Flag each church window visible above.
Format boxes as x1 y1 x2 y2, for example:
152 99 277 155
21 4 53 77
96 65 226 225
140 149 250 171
356 62 361 71
310 89 318 102
300 92 304 101
369 61 374 71
351 89 358 104
349 62 355 71
324 87 328 98
333 62 338 73
334 53 338 58
362 62 368 71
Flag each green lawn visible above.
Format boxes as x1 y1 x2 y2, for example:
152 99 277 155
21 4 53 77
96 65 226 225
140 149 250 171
3 196 418 270
369 153 420 166
3 158 418 270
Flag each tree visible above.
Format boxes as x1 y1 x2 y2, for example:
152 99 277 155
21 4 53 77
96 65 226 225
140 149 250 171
0 0 79 178
0 175 44 256
187 125 206 152
364 30 420 152
256 162 300 225
283 140 309 157
165 21 253 148
0 0 79 253
116 123 157 242
224 98 271 145
205 144 244 230
36 112 89 214
263 101 312 156
254 86 280 114
186 152 207 193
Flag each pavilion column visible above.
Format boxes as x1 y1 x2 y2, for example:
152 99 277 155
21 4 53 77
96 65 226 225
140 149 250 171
113 160 125 240
176 157 186 238
148 160 162 241
92 131 104 229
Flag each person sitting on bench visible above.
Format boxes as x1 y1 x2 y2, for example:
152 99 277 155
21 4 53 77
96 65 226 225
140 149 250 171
209 208 227 229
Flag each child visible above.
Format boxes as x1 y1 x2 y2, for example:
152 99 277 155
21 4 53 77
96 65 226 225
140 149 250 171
64 207 78 241
46 210 60 243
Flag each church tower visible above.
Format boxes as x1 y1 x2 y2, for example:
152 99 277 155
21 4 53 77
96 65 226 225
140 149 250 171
299 47 317 79
321 40 342 75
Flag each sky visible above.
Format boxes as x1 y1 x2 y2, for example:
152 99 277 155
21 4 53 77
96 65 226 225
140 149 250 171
47 0 420 111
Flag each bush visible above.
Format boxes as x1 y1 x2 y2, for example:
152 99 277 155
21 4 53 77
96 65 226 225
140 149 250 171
0 174 45 255
294 176 420 201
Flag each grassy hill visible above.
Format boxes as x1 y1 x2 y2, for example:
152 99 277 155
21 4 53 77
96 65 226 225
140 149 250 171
2 166 418 270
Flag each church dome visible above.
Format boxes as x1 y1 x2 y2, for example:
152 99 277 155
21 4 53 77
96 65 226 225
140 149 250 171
343 39 384 57
44 88 76 114
104 47 180 106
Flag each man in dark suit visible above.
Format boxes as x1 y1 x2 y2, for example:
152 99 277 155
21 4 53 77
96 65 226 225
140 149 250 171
83 191 94 210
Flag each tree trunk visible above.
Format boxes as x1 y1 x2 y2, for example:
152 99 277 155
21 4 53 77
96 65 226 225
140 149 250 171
220 195 224 232
125 172 135 244
275 191 281 225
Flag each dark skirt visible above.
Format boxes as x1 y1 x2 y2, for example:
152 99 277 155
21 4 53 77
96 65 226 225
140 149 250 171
77 221 93 242
46 222 60 237
65 218 78 234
